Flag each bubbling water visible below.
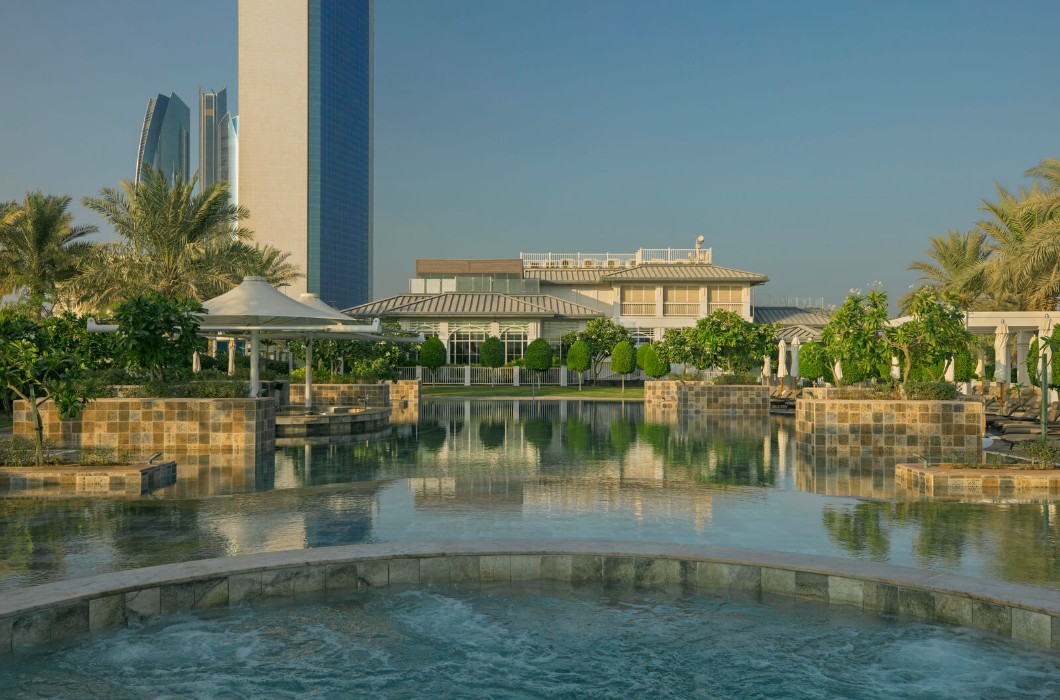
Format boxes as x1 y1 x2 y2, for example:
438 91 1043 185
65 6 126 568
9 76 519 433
1 584 1057 699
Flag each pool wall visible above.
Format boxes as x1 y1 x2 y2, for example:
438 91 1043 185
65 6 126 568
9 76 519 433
645 381 769 415
1 540 1056 654
795 398 983 460
12 398 276 454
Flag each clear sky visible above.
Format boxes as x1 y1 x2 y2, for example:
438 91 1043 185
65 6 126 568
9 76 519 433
2 0 1059 308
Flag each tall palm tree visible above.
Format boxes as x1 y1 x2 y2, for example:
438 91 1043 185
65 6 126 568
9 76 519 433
904 229 989 311
0 192 97 315
978 183 1060 310
78 165 253 309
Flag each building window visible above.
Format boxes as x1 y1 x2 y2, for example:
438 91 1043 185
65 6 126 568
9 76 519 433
449 324 490 364
629 328 654 346
620 285 656 316
708 285 743 314
542 321 578 361
501 326 528 363
663 285 699 316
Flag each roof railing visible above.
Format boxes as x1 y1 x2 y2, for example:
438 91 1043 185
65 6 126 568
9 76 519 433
520 247 712 268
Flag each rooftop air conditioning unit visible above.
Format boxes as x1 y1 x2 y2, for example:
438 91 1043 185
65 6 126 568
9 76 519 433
528 261 542 268
626 259 637 268
546 261 559 268
560 259 574 268
583 259 596 268
606 259 620 268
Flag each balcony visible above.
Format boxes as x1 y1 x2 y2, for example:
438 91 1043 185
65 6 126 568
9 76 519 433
663 302 699 317
706 302 744 315
620 302 657 316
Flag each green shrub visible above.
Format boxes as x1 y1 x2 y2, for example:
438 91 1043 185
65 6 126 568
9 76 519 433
479 336 505 369
902 381 959 400
641 344 669 379
797 343 832 383
1022 438 1059 469
126 380 250 399
713 372 760 385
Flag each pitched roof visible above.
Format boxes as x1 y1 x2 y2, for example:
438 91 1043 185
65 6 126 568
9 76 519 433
776 324 823 342
345 293 602 319
752 306 832 327
523 268 612 283
601 264 768 284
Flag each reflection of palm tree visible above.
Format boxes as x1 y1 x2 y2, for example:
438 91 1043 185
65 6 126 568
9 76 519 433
822 504 891 561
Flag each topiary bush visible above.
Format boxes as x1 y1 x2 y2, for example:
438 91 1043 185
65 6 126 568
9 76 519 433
641 344 669 379
610 340 635 392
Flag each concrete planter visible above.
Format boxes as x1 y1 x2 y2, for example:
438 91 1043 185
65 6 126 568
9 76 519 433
795 398 983 461
645 380 769 415
13 398 276 455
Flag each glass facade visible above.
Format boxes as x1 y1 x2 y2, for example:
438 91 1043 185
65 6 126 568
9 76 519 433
308 0 373 310
136 92 190 184
198 88 228 191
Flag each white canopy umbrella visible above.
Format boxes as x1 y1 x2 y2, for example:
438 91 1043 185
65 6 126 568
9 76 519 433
993 320 1010 385
777 339 789 378
789 337 800 379
199 277 367 398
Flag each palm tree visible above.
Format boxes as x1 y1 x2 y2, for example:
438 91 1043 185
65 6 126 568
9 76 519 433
904 229 989 311
229 242 302 289
978 183 1060 310
78 165 253 309
0 192 97 315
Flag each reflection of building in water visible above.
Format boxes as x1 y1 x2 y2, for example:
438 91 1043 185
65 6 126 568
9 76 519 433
408 476 525 511
152 451 276 498
795 450 898 500
522 478 716 531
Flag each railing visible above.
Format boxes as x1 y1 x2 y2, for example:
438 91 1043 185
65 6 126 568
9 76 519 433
637 247 712 265
663 302 699 317
470 366 515 385
520 252 635 269
397 366 418 380
620 302 657 316
706 302 744 315
595 359 646 382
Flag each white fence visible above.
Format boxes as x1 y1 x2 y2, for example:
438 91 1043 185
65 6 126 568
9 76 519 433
397 361 648 386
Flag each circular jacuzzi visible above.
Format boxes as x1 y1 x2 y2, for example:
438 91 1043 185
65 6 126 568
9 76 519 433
0 541 1057 698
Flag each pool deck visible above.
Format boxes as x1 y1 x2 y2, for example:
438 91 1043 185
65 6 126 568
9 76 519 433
1 539 1057 654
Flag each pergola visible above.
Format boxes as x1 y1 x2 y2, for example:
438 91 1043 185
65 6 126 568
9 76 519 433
198 278 418 401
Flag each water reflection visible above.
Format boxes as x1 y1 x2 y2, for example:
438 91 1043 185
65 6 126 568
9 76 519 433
0 400 1057 593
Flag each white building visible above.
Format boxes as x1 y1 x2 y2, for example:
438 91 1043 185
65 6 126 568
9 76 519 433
346 245 774 364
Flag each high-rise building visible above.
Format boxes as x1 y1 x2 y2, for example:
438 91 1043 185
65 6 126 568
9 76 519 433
239 0 373 308
219 114 239 207
198 87 228 191
136 92 190 184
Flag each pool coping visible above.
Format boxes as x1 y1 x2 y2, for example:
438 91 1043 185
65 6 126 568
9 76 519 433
0 540 1057 653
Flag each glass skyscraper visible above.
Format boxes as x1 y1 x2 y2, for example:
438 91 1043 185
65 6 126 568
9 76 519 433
239 0 373 309
136 92 190 184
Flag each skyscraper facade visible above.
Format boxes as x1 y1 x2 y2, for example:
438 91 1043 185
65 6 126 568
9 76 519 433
198 87 228 190
136 92 190 184
219 114 239 206
239 0 373 308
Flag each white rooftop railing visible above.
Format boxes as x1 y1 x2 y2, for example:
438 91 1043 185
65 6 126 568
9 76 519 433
520 247 712 268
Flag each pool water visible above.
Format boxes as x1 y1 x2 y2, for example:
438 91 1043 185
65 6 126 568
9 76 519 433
1 584 1056 699
0 400 1057 592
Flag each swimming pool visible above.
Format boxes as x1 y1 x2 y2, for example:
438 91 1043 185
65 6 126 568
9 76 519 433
0 400 1056 593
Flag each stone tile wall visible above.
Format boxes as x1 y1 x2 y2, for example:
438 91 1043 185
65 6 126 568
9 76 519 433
13 399 275 455
388 380 420 424
645 381 769 415
896 464 1060 501
288 383 390 408
1 541 1055 654
795 399 983 461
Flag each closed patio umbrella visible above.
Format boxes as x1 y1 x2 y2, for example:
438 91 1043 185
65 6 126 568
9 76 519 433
994 321 1010 385
777 339 788 378
789 337 800 379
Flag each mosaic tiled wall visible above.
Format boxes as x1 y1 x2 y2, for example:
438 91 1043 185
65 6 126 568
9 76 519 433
288 383 390 408
645 381 769 415
13 399 275 454
794 399 983 460
389 380 420 424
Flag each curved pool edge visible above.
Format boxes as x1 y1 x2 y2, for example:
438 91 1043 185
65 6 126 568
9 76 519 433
1 540 1057 653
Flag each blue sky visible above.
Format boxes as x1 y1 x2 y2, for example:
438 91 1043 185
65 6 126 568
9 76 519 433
2 0 1059 307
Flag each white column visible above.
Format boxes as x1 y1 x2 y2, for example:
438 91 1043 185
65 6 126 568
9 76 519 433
249 330 260 398
1016 330 1032 385
560 366 568 387
944 358 955 382
513 366 520 386
464 365 471 386
227 338 236 376
415 365 423 382
1040 317 1054 394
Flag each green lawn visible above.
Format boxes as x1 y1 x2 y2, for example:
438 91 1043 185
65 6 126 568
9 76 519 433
420 385 644 400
